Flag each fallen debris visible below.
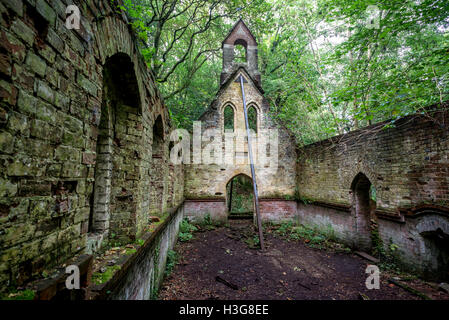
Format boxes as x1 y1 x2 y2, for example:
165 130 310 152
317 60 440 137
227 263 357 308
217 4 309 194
297 282 311 291
354 251 380 263
359 292 370 300
388 279 432 300
438 283 449 294
215 276 238 290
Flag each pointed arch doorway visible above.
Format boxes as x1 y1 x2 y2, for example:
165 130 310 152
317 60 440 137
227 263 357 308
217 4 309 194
226 174 254 219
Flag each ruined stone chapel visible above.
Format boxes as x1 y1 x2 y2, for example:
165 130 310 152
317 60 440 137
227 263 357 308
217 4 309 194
0 0 448 299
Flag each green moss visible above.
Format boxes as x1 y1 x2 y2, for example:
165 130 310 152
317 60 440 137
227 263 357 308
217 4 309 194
1 289 35 300
298 196 314 204
125 248 137 255
150 286 159 300
92 265 121 285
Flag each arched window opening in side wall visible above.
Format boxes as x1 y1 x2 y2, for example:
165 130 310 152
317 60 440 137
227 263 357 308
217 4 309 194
223 105 234 132
248 106 257 133
150 115 165 218
152 115 164 157
234 44 247 63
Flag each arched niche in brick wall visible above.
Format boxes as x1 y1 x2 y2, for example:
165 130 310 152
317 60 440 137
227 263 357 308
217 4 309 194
351 172 377 252
152 115 165 157
149 114 166 217
89 53 142 243
415 213 449 281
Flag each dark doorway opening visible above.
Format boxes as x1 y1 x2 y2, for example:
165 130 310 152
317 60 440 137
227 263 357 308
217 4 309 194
351 173 377 253
226 174 254 219
420 227 449 281
89 53 141 240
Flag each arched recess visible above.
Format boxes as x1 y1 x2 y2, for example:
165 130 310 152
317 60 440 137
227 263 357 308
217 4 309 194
152 115 164 156
415 214 449 281
351 172 377 252
226 174 254 216
167 141 176 208
247 104 258 133
150 115 166 217
223 104 235 132
234 39 247 64
89 53 142 243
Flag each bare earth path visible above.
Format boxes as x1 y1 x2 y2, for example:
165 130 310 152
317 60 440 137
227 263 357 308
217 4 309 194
159 220 449 300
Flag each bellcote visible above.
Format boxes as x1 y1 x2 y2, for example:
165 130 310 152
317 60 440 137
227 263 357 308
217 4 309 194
220 19 261 86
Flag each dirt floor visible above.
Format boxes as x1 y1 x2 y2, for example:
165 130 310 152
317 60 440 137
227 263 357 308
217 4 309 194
159 220 449 300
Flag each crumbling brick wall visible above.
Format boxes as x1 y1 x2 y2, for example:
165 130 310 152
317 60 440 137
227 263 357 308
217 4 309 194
0 0 183 290
296 108 449 276
184 20 297 222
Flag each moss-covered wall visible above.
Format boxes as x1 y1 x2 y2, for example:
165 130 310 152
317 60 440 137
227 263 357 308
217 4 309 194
0 0 184 291
296 109 449 276
297 110 449 213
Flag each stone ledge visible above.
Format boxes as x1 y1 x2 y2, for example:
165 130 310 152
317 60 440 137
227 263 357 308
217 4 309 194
400 204 449 219
29 254 93 300
302 200 351 213
185 198 225 202
260 198 297 202
88 203 184 300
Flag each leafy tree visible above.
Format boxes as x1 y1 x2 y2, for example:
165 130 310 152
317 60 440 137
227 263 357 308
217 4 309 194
117 0 449 144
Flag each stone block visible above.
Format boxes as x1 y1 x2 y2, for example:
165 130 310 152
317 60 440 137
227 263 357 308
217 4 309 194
11 19 35 46
0 79 18 106
36 80 54 103
46 28 64 53
0 177 18 197
36 0 56 26
62 129 84 149
2 0 23 16
54 145 80 162
25 52 46 77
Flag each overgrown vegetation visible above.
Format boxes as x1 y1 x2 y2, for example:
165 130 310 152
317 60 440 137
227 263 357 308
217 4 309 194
379 239 402 273
197 213 217 230
117 0 448 143
0 288 35 300
164 249 178 278
227 175 254 214
269 221 350 252
244 234 261 249
178 219 198 242
92 265 122 285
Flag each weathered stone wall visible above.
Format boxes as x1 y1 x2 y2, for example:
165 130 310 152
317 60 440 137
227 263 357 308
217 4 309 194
184 199 227 223
259 199 296 222
296 109 449 276
184 69 297 222
0 0 183 291
185 71 297 198
184 20 297 223
92 204 184 300
221 20 260 86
